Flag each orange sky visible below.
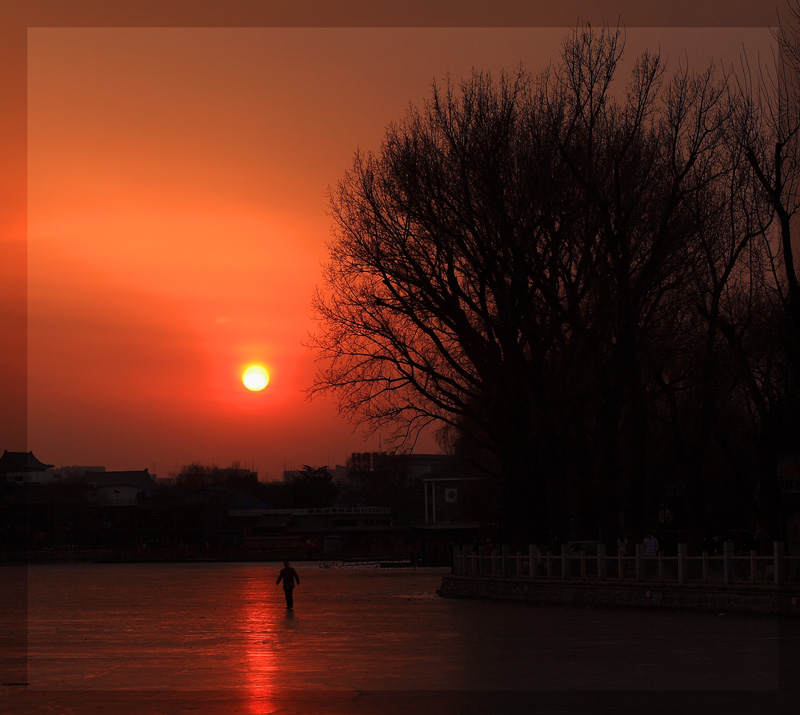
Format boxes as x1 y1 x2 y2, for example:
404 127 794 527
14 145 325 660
1 2 780 480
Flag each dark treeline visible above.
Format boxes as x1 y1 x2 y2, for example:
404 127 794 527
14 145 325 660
311 22 800 549
171 462 337 510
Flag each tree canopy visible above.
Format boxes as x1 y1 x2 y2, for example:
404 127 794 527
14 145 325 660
311 23 800 545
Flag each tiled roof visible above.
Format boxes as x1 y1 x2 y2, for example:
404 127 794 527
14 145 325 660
0 450 54 472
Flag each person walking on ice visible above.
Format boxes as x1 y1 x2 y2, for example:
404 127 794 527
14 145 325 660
276 561 300 608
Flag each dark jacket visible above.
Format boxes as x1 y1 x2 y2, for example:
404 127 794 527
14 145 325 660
276 566 300 590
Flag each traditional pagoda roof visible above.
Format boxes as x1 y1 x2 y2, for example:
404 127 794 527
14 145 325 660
0 450 54 473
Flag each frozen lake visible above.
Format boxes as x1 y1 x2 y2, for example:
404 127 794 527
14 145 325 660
2 561 794 713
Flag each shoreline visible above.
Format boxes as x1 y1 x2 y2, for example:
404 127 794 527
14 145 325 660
438 574 800 617
0 549 432 566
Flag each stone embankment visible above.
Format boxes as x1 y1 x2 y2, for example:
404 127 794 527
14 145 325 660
438 574 800 617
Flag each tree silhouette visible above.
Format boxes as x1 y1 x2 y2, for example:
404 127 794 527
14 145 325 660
289 466 337 509
717 0 800 542
311 24 792 543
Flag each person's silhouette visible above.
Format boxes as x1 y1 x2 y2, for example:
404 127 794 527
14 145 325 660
276 561 300 608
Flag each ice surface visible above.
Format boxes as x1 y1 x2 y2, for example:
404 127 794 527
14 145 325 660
1 561 790 713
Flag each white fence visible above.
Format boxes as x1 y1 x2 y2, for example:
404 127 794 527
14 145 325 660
452 542 800 588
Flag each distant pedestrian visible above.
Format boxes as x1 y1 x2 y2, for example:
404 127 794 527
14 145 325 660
276 561 300 608
643 533 659 557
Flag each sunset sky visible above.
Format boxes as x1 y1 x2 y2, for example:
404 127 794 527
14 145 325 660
1 2 779 480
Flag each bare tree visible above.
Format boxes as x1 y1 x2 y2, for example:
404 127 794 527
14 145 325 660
718 0 800 541
311 68 563 539
538 26 736 539
311 25 755 543
739 3 800 333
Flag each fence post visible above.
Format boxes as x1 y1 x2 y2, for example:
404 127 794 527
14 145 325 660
501 545 509 577
723 541 734 584
678 543 687 583
453 544 461 574
750 550 757 585
596 543 607 580
561 548 569 580
702 550 708 583
635 542 645 581
774 541 785 586
529 544 538 581
516 551 522 578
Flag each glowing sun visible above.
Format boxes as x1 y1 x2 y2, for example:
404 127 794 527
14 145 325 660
242 365 269 391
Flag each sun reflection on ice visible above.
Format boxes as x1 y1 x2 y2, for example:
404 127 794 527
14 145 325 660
240 577 281 713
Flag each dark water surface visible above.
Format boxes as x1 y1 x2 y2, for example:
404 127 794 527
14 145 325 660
3 562 794 713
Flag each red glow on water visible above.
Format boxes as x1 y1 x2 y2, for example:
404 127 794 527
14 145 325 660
241 574 281 712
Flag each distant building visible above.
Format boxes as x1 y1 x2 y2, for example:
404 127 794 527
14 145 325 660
422 475 479 526
344 451 453 496
0 450 55 483
331 465 350 484
345 452 452 487
84 469 157 506
405 453 456 480
48 465 106 481
242 505 396 556
282 469 302 483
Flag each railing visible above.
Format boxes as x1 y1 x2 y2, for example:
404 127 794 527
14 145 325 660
452 542 800 588
268 506 392 515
